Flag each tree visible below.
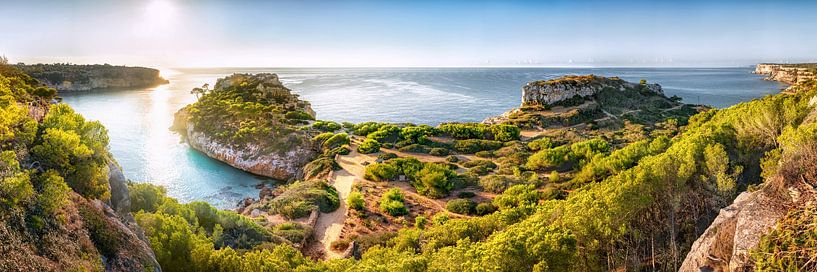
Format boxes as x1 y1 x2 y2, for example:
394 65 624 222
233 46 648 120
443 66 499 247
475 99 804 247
190 83 210 100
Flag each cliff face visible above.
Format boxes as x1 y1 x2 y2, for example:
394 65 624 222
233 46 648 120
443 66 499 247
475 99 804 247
754 63 817 85
521 75 663 106
173 73 317 181
15 64 169 91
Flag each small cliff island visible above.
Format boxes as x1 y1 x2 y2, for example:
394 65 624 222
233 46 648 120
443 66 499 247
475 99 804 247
14 63 169 91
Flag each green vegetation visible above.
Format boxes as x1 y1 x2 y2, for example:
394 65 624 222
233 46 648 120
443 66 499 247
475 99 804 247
365 157 458 198
446 198 476 215
438 123 520 141
267 180 340 219
357 138 381 154
380 188 408 216
751 204 817 271
347 191 365 211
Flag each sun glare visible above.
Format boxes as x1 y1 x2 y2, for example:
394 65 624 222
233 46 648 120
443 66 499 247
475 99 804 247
145 0 175 23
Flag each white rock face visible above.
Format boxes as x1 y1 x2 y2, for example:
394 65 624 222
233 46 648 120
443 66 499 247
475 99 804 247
520 76 663 106
754 63 816 85
184 122 315 181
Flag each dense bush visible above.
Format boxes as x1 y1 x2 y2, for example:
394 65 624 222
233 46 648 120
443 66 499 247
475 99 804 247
357 138 381 154
479 174 524 193
527 137 554 151
452 139 503 153
377 152 398 161
437 123 520 141
312 120 341 131
379 188 408 216
475 202 497 216
284 110 314 120
446 199 476 215
492 184 544 210
269 180 339 219
348 191 365 211
429 147 449 156
398 144 430 153
445 155 459 163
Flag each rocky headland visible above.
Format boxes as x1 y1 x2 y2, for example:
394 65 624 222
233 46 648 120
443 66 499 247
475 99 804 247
172 73 317 181
15 63 169 91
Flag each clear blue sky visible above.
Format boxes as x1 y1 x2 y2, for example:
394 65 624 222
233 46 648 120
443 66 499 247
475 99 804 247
1 0 815 67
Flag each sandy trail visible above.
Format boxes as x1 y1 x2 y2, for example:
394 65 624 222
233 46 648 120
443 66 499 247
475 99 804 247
310 168 355 259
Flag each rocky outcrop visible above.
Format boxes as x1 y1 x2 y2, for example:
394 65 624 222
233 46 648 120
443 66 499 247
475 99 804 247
521 75 663 106
181 121 315 180
679 190 789 272
754 63 816 85
15 63 169 91
173 73 317 181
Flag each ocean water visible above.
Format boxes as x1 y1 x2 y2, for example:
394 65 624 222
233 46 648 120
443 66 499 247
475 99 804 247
60 67 786 208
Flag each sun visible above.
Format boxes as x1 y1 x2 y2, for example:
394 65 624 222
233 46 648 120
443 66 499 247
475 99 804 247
144 0 175 23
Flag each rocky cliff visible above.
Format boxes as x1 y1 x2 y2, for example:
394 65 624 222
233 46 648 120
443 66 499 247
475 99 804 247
173 73 317 181
754 63 817 85
521 74 663 106
15 63 169 91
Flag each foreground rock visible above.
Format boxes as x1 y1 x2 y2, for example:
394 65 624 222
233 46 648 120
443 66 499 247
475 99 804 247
15 63 169 91
173 73 317 180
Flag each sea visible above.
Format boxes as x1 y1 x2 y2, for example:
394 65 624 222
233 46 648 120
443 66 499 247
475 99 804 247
60 67 787 209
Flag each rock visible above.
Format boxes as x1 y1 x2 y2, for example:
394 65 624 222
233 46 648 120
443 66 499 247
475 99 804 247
679 190 788 272
754 63 816 85
107 162 131 217
521 75 663 106
87 199 162 272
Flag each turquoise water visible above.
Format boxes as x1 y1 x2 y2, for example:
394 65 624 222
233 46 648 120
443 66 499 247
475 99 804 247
60 67 786 209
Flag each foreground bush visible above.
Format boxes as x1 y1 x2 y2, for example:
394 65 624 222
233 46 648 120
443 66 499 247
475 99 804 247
379 188 408 216
446 199 476 215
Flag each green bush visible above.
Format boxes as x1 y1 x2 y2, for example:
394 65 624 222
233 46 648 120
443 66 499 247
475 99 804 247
462 159 497 169
348 191 365 211
378 152 398 161
414 215 428 229
452 139 503 153
527 137 554 151
429 148 449 156
457 191 475 198
379 188 408 216
358 138 381 154
475 202 497 216
479 175 523 193
284 111 314 120
312 120 341 132
364 163 399 181
446 199 475 215
493 184 544 210
475 150 494 158
269 180 339 219
445 155 459 163
129 182 168 213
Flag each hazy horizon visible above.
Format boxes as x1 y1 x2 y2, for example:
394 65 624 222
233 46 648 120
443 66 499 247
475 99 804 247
2 0 816 67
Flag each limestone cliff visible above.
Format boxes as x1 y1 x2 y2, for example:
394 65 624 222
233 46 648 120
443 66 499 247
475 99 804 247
754 63 816 85
173 73 317 181
15 63 169 91
520 74 663 106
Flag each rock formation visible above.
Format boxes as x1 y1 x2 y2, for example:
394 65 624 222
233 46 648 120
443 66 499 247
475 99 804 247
15 63 169 91
173 73 317 181
521 74 663 106
754 63 816 85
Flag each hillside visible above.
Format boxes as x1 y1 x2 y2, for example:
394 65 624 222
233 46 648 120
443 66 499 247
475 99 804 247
0 65 159 271
14 63 168 92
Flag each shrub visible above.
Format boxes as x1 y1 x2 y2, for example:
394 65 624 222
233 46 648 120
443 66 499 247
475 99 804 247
129 182 168 213
446 199 475 215
379 188 408 216
414 215 428 229
457 191 475 198
525 145 571 170
475 202 497 216
322 133 350 150
492 184 544 210
489 124 521 141
432 213 449 226
399 144 430 153
377 152 398 161
475 151 494 158
348 191 365 211
548 171 560 183
527 137 554 151
364 163 398 181
445 155 459 163
269 180 339 219
284 111 314 120
368 125 401 143
453 139 503 153
462 159 497 169
413 163 456 198
358 139 381 154
429 148 449 156
312 120 341 132
479 175 523 193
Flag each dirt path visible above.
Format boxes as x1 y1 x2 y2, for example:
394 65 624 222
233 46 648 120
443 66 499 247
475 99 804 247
309 167 356 259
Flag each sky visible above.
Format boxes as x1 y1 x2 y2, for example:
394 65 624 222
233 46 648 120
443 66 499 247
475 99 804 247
1 0 816 67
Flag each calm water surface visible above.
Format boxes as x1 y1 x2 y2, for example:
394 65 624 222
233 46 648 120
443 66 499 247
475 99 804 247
60 67 786 208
